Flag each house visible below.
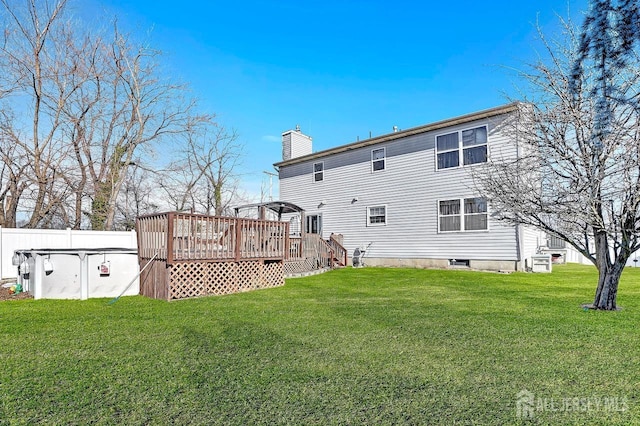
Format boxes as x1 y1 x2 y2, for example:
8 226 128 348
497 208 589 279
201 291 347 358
273 103 544 272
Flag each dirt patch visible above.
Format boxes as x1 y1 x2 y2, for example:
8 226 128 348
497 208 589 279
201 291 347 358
0 284 33 301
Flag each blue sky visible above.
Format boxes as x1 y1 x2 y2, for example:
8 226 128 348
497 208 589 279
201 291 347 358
83 0 589 199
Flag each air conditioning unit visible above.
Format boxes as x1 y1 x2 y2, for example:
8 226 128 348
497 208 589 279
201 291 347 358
531 254 552 273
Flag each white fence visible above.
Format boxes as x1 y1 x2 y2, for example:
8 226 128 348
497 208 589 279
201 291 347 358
0 227 137 279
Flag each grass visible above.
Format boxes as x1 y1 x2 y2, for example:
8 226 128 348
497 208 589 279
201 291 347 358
1 264 640 425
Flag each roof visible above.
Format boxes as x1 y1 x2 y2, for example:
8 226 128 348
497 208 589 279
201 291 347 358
274 102 520 168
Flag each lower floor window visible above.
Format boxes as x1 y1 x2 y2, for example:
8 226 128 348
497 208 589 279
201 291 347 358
438 198 487 232
367 205 387 226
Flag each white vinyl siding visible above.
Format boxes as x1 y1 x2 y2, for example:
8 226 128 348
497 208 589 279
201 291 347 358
367 205 387 226
371 148 386 172
278 111 519 261
436 125 488 170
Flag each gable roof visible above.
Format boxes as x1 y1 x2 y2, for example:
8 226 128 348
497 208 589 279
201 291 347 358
274 102 519 168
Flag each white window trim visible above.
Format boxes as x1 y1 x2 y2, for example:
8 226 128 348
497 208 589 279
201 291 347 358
437 198 489 233
435 125 489 171
313 161 324 183
371 147 386 172
306 213 323 235
366 204 387 227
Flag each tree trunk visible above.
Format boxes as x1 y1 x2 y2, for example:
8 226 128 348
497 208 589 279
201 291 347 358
593 262 624 310
214 183 223 216
592 231 624 310
91 181 110 230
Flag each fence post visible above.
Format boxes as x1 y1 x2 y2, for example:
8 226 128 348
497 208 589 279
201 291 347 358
66 227 73 248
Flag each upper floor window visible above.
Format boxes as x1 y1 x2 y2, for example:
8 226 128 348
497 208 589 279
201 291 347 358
313 162 324 182
436 125 488 170
438 198 488 232
372 148 386 172
367 205 387 226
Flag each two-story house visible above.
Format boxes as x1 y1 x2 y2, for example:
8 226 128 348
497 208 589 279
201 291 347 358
274 103 543 271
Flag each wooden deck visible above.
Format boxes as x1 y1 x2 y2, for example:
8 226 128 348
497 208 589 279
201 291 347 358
138 212 289 263
136 211 347 300
136 212 288 300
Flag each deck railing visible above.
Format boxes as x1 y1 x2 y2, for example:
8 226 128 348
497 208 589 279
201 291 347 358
328 234 348 266
547 235 567 250
137 212 169 260
287 234 337 269
288 236 303 260
136 212 288 264
287 234 326 260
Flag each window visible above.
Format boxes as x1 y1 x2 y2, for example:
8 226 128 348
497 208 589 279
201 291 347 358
313 162 324 182
464 198 488 230
436 133 460 169
367 205 387 226
439 199 461 232
306 214 322 234
372 148 386 172
462 127 487 166
438 198 488 232
436 125 488 170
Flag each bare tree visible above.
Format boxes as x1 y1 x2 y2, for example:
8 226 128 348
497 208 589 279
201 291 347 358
113 164 158 230
68 22 205 230
0 0 72 228
0 131 28 227
159 121 244 216
476 2 640 310
0 0 214 229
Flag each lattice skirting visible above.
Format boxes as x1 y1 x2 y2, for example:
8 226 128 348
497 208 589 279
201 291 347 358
284 258 317 276
168 260 284 300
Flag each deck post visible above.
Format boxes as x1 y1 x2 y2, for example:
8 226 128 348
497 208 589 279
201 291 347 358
284 222 290 260
167 212 175 265
234 218 242 261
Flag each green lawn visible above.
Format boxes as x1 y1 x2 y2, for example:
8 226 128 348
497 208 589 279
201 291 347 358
1 264 640 425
